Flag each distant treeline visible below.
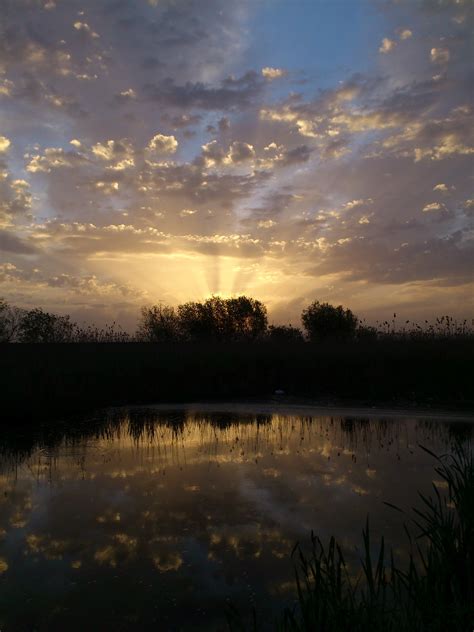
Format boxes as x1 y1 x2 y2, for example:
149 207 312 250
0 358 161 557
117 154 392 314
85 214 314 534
1 295 472 344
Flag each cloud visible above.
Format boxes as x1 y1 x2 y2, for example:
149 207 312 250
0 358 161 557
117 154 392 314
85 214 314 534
73 22 99 38
26 147 88 173
379 38 396 54
115 88 137 103
200 140 255 166
399 29 413 40
143 72 264 111
463 199 474 215
226 141 255 164
422 202 443 212
0 136 11 152
161 113 202 129
0 230 36 254
147 134 178 154
430 47 450 64
261 67 287 79
269 144 314 167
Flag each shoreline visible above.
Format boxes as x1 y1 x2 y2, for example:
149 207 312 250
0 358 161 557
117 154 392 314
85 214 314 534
122 400 474 423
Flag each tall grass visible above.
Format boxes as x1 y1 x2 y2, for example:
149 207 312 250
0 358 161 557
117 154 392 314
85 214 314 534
228 443 474 631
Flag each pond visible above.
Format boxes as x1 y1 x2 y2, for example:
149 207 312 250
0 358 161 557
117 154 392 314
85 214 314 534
0 405 471 631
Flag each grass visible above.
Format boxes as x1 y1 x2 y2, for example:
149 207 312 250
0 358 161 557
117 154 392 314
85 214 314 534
229 442 474 631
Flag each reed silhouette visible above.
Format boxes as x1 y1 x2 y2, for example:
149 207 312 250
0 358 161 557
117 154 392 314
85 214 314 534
228 442 474 632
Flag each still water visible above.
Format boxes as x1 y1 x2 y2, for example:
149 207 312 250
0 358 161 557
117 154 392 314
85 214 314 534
0 406 471 631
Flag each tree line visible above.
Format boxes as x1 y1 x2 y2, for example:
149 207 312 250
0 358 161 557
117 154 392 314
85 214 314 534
0 295 471 344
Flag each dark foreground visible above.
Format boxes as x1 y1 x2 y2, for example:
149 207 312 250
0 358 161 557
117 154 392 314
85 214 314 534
0 407 472 631
1 339 473 421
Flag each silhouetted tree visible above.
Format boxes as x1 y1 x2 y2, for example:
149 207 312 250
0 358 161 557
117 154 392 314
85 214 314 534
177 297 226 341
301 301 358 342
224 296 268 340
137 304 180 342
267 324 305 343
178 296 267 342
18 308 75 343
139 296 268 343
0 298 25 342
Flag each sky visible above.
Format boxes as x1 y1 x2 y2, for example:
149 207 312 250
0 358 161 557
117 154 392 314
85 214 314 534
0 0 473 329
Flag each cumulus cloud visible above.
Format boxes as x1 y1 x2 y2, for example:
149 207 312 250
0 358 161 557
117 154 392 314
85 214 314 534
379 38 396 53
147 134 178 154
261 67 287 79
226 141 255 164
200 140 255 167
26 147 87 173
0 136 11 152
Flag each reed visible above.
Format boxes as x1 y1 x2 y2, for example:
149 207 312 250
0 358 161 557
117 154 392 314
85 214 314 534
227 442 473 631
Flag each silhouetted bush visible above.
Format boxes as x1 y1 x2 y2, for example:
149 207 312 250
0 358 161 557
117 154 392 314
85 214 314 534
356 324 378 341
138 295 268 342
137 304 180 342
267 324 305 343
302 301 358 342
72 322 131 343
0 298 24 342
178 295 268 342
17 307 75 343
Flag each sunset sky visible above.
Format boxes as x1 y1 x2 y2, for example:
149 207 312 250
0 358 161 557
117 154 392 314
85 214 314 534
0 0 473 329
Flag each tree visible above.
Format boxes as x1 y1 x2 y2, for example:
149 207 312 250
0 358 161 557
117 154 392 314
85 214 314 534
18 308 75 343
177 297 225 341
225 296 268 341
137 304 180 342
267 324 304 344
0 298 25 342
301 301 358 342
139 296 268 343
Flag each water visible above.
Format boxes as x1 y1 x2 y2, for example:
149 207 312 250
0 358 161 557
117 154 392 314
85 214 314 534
0 406 471 631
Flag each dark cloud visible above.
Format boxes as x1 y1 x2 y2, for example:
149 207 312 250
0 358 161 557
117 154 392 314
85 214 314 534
307 231 474 285
143 72 264 111
278 145 313 166
0 230 36 255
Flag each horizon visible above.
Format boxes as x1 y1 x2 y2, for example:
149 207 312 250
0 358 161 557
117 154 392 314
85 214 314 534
1 0 473 330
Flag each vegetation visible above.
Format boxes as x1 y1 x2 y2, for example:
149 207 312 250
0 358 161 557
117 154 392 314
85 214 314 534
1 295 473 419
1 295 473 344
228 442 474 632
302 301 358 342
16 308 75 343
138 296 268 342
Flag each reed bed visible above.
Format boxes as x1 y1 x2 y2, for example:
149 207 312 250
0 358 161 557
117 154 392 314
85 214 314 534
229 442 474 631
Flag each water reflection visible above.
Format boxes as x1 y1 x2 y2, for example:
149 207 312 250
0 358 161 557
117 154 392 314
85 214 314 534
0 408 471 631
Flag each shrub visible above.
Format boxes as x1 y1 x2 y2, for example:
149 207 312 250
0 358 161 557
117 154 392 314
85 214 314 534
267 324 305 344
302 301 358 342
137 304 180 342
18 307 74 343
